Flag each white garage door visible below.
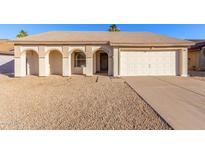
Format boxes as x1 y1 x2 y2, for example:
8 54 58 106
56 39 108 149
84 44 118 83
120 51 178 76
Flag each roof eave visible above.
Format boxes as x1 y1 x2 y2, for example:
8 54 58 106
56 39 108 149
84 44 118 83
12 40 195 47
13 41 109 45
110 42 195 47
0 51 14 55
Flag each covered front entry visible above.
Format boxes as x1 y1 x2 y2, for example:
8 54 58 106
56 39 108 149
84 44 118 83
120 51 178 76
26 50 39 75
93 50 108 74
100 53 108 72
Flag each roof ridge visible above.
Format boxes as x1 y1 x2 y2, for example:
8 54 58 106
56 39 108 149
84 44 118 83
34 30 153 33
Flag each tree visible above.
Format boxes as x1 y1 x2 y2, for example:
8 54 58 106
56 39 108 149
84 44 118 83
16 30 28 38
108 24 120 32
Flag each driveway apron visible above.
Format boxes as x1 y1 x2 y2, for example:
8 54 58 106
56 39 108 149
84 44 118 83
124 76 205 130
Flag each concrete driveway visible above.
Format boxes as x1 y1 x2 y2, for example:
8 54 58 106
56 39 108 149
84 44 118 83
124 76 205 130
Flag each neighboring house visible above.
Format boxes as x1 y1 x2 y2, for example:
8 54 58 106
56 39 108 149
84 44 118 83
188 40 205 71
0 40 14 74
13 31 193 77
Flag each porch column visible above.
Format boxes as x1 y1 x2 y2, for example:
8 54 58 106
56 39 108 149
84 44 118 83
39 46 49 76
85 46 93 76
14 46 26 77
39 56 49 76
14 56 26 77
113 47 119 77
108 55 113 76
180 48 188 77
68 54 72 76
62 57 69 76
62 46 70 76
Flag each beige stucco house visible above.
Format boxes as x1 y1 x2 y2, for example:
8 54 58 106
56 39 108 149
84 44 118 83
188 40 205 71
13 31 194 77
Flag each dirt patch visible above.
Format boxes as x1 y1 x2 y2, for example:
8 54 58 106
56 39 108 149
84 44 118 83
0 75 171 130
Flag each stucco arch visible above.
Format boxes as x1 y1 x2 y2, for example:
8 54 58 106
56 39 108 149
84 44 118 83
21 48 39 56
92 46 113 76
92 46 112 57
93 49 109 74
93 48 108 55
69 48 86 55
45 48 64 57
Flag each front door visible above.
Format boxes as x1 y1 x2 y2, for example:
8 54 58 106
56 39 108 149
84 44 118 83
100 53 108 72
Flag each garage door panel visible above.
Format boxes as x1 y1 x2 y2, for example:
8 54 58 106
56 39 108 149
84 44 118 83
120 51 177 76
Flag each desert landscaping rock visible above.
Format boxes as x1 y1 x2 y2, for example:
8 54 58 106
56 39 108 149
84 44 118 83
0 75 171 130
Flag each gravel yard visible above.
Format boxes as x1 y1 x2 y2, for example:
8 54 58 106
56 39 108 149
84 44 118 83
0 75 171 130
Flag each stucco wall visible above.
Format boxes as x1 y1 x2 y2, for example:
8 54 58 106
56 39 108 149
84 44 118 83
26 51 39 75
188 49 205 71
14 45 188 77
199 49 205 70
188 51 200 70
0 54 14 74
49 50 62 75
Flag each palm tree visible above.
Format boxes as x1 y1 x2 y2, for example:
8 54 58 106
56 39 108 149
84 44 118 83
16 30 28 38
108 24 120 32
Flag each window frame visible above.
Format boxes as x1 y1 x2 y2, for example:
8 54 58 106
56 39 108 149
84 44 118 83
74 52 86 67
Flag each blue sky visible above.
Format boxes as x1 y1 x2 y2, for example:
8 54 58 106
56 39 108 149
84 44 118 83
0 24 205 40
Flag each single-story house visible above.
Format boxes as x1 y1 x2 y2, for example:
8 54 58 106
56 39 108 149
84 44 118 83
0 40 14 74
188 40 205 71
13 31 194 77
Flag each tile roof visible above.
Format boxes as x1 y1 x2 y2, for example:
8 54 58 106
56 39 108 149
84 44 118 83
14 31 194 47
187 40 205 51
0 40 14 55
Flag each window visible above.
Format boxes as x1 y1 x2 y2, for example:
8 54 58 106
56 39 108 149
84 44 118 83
74 52 86 67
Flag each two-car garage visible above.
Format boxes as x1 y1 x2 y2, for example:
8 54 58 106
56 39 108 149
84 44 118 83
120 50 179 76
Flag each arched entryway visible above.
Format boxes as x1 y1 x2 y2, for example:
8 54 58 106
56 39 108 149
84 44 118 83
49 50 63 75
93 50 108 74
26 50 39 76
71 50 86 75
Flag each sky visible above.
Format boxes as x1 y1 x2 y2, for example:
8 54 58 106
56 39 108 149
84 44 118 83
0 24 205 40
